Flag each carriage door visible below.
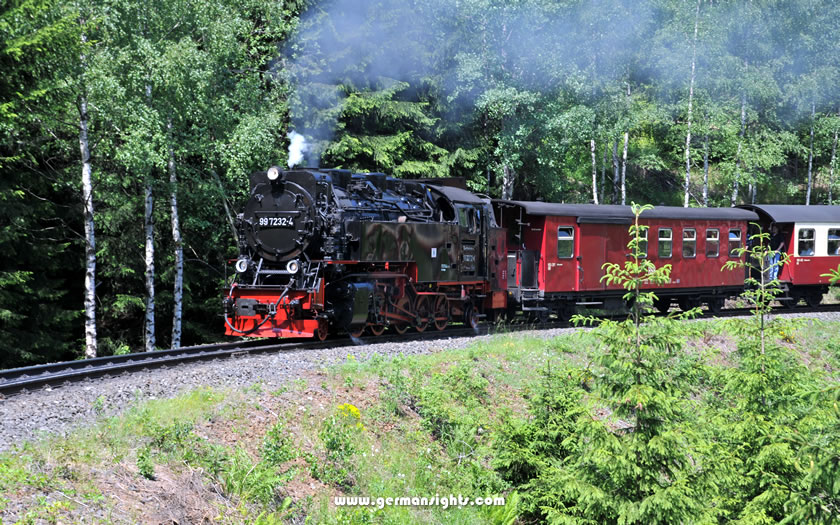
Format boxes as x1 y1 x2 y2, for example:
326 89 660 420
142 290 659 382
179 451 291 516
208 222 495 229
578 223 608 291
457 205 480 278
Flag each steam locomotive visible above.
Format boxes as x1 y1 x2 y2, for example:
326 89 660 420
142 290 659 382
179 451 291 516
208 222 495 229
224 167 838 340
224 167 508 340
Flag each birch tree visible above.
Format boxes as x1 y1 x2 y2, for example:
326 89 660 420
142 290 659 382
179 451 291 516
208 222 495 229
79 22 97 358
805 100 815 205
167 119 183 348
731 94 746 206
590 139 599 204
612 139 619 204
830 109 839 204
683 0 701 207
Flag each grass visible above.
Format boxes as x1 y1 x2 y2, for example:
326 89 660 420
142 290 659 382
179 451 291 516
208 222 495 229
2 320 839 523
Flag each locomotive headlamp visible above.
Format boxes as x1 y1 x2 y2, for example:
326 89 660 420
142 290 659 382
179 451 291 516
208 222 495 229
235 258 249 273
286 259 300 274
267 166 281 181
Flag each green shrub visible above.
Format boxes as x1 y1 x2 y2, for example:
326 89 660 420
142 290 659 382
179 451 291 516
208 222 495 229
136 446 154 480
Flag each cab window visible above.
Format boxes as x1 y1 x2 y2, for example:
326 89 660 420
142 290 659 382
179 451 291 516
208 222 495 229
683 228 696 258
658 228 673 258
557 227 574 258
706 229 719 257
798 229 815 256
728 229 742 256
457 206 479 234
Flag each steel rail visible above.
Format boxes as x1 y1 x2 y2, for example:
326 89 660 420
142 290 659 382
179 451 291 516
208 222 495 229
2 303 838 396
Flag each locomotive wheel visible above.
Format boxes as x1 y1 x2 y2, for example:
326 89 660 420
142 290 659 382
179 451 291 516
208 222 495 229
390 295 411 335
433 295 449 331
349 325 365 338
369 324 386 337
464 304 480 331
315 320 329 341
415 296 431 333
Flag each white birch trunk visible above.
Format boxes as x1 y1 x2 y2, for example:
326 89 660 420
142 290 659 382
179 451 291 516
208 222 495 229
168 119 183 348
612 139 619 204
829 112 838 205
502 164 514 200
731 94 746 206
144 82 155 352
703 132 709 207
601 142 607 203
684 0 701 208
806 100 815 205
144 181 155 351
79 29 96 358
590 139 599 204
621 131 629 205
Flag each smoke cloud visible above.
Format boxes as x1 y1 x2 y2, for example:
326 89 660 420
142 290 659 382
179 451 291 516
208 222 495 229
287 131 309 168
282 0 840 161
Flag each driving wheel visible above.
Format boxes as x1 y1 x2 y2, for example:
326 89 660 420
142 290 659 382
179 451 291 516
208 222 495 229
433 295 449 331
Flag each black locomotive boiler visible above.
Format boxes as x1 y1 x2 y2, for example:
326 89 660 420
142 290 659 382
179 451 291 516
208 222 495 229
224 167 508 340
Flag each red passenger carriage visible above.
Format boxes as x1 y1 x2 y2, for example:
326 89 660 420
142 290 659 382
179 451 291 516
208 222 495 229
492 202 760 317
737 205 840 307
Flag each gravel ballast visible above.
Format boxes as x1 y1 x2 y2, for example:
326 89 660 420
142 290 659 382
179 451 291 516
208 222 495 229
0 328 578 451
2 311 838 452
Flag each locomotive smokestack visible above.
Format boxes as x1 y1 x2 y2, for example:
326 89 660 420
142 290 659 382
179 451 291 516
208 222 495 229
287 131 309 168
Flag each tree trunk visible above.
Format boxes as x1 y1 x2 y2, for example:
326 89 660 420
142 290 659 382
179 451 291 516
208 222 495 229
211 169 239 241
684 0 701 208
502 164 514 200
601 142 608 204
612 139 619 204
143 82 155 352
830 110 838 205
702 132 709 207
590 139 599 204
621 131 629 205
731 94 746 206
806 100 815 205
168 119 183 348
79 28 96 359
144 180 155 352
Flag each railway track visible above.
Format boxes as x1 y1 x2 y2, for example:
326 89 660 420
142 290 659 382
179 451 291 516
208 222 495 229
2 303 837 397
0 323 501 396
0 339 311 396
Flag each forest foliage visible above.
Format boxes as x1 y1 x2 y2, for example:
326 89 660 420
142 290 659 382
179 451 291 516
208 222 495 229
2 0 840 363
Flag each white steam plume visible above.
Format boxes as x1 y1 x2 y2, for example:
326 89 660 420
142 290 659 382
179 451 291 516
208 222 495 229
287 131 309 168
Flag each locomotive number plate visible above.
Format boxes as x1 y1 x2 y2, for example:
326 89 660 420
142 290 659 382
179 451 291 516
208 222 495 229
258 216 295 228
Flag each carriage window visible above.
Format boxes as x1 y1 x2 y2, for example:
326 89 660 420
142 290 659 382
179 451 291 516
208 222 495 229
798 229 815 256
706 229 719 257
728 229 742 256
658 228 673 258
557 227 574 258
642 228 649 257
828 229 840 256
683 228 696 258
